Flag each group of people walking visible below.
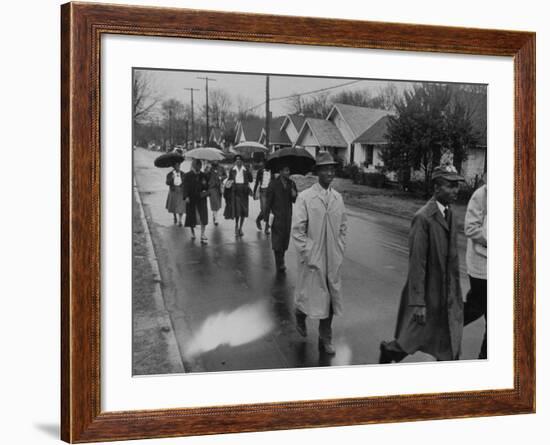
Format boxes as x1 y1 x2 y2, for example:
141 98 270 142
164 150 487 361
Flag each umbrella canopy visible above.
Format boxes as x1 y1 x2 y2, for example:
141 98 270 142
185 147 225 161
233 141 268 157
154 151 185 168
266 147 315 175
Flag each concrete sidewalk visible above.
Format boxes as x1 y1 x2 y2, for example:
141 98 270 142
132 183 185 375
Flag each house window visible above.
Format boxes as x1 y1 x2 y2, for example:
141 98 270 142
365 144 374 166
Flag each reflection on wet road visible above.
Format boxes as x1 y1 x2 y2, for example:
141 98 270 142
134 148 484 373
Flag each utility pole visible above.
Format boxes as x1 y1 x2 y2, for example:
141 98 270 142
184 87 199 148
265 75 270 151
197 76 216 144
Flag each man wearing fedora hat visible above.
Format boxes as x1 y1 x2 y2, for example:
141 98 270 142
292 152 348 355
379 161 465 363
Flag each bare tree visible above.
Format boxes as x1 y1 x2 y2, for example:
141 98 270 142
133 71 159 122
160 99 185 150
375 83 401 111
236 95 257 120
285 92 332 118
132 71 160 147
208 88 233 128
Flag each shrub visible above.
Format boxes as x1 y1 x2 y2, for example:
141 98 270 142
362 172 386 188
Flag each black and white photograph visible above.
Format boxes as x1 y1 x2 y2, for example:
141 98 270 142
132 68 488 375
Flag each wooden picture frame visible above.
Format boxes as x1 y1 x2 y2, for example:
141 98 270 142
61 2 535 442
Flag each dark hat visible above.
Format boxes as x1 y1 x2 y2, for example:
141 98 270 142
315 151 338 168
234 154 243 161
432 163 464 182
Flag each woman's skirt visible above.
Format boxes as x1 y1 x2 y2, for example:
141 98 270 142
184 198 208 227
165 187 186 214
209 188 222 211
232 183 250 218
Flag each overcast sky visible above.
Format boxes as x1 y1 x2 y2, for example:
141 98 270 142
136 68 416 117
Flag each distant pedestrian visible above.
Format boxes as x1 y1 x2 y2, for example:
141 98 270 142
165 162 186 226
265 164 297 272
253 161 272 234
292 152 347 355
379 162 464 363
227 154 253 237
207 161 227 226
464 177 487 359
183 158 209 244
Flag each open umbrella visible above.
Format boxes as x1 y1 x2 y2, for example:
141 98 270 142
266 147 315 175
185 147 225 161
154 151 185 168
233 141 268 157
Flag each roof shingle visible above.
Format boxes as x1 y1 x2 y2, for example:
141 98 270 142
330 103 390 139
298 118 347 148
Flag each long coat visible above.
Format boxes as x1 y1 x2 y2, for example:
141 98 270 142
265 176 297 252
395 198 464 361
292 183 347 319
165 170 186 214
183 170 209 227
207 167 227 212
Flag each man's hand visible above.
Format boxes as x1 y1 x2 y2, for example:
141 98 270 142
185 197 190 204
412 306 426 325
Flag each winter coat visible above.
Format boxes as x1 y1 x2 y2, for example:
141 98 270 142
465 185 487 279
395 197 464 361
292 183 347 319
183 170 209 227
265 176 297 252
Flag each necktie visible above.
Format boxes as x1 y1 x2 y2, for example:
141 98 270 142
444 206 451 225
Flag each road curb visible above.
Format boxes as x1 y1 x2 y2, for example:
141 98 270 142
133 181 185 373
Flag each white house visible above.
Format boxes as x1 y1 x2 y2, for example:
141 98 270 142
280 114 307 145
234 118 265 144
326 103 392 167
258 116 292 151
293 118 347 159
352 115 392 170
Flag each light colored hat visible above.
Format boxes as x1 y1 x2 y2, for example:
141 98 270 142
432 161 464 182
315 151 338 168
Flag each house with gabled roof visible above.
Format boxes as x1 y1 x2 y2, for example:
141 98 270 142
293 118 347 158
208 127 224 149
326 103 393 168
352 114 393 170
280 113 307 145
234 118 265 145
258 116 292 151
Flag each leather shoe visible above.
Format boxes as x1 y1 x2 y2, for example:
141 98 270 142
319 338 336 355
379 341 407 364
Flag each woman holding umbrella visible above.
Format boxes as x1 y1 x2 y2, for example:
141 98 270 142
265 147 314 272
154 151 186 226
226 154 253 237
183 158 210 243
165 161 186 226
207 161 227 226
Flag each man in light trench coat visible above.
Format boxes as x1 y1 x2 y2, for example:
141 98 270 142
292 152 347 355
379 163 465 363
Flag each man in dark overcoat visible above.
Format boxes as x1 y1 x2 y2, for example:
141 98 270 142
265 164 297 272
379 163 465 363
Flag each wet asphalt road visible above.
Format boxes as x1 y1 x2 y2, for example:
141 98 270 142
134 148 485 373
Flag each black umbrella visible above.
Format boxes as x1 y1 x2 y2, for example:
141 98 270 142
266 147 315 175
154 151 185 168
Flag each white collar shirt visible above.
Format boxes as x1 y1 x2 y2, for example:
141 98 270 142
233 165 246 184
261 169 271 188
436 200 448 217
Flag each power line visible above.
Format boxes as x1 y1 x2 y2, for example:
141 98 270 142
243 79 364 113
